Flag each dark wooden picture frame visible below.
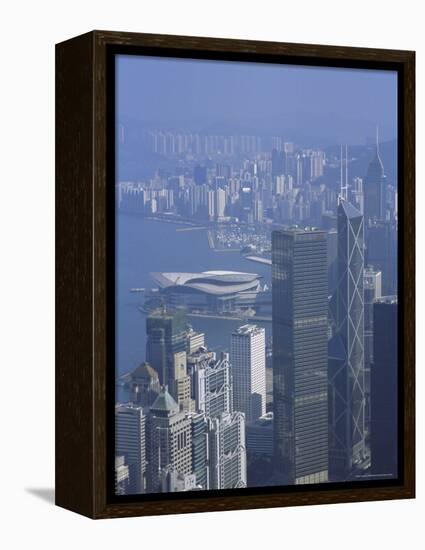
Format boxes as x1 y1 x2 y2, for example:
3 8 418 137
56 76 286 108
56 30 415 519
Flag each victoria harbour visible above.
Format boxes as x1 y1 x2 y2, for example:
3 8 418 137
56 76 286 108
116 214 272 380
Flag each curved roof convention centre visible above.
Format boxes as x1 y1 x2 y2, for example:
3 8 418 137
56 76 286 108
150 271 261 296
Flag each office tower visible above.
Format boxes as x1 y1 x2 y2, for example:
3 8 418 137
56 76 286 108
171 351 195 413
115 456 130 495
272 228 329 485
208 412 247 489
271 148 284 179
194 164 207 185
364 267 382 368
246 412 274 458
207 190 215 220
371 297 398 478
295 153 304 186
293 190 310 222
115 404 146 494
128 362 160 408
194 351 232 418
275 175 293 196
275 175 285 196
186 329 205 355
387 185 397 220
215 187 226 219
363 267 382 432
240 186 252 212
188 183 202 217
328 198 366 480
190 412 209 489
265 357 273 410
253 199 263 223
366 220 398 295
310 197 325 227
216 163 231 179
187 347 215 399
277 195 295 223
309 150 325 181
364 130 386 223
231 324 266 423
284 149 296 179
327 228 338 295
350 177 364 214
146 308 187 386
147 387 192 493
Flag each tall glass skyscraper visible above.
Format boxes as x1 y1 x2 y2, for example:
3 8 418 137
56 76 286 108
115 404 146 494
272 229 329 485
146 308 187 386
329 198 366 480
364 133 386 223
371 296 398 478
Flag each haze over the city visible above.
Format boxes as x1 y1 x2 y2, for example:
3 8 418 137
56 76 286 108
117 55 397 144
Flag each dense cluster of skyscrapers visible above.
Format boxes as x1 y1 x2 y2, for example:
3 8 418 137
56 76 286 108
115 130 398 494
118 136 329 226
116 318 265 493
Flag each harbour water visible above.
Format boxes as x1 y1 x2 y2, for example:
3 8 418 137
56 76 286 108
116 213 272 379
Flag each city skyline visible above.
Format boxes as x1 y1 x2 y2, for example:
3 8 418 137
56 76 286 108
114 53 399 496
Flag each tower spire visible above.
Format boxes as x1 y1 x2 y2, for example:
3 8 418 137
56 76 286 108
345 144 348 199
375 125 380 154
339 144 348 202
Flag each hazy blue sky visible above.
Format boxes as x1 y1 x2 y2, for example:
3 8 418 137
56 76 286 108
116 54 397 145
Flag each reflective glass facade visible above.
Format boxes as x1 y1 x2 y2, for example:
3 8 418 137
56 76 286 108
272 229 328 484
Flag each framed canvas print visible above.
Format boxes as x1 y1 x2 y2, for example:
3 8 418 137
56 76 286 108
55 31 415 519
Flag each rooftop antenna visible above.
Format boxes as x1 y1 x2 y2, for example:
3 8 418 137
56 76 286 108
376 125 380 154
339 144 348 202
345 144 348 199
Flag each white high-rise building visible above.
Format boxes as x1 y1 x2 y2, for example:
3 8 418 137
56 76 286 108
207 190 215 219
215 188 226 219
231 324 266 422
115 404 146 494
